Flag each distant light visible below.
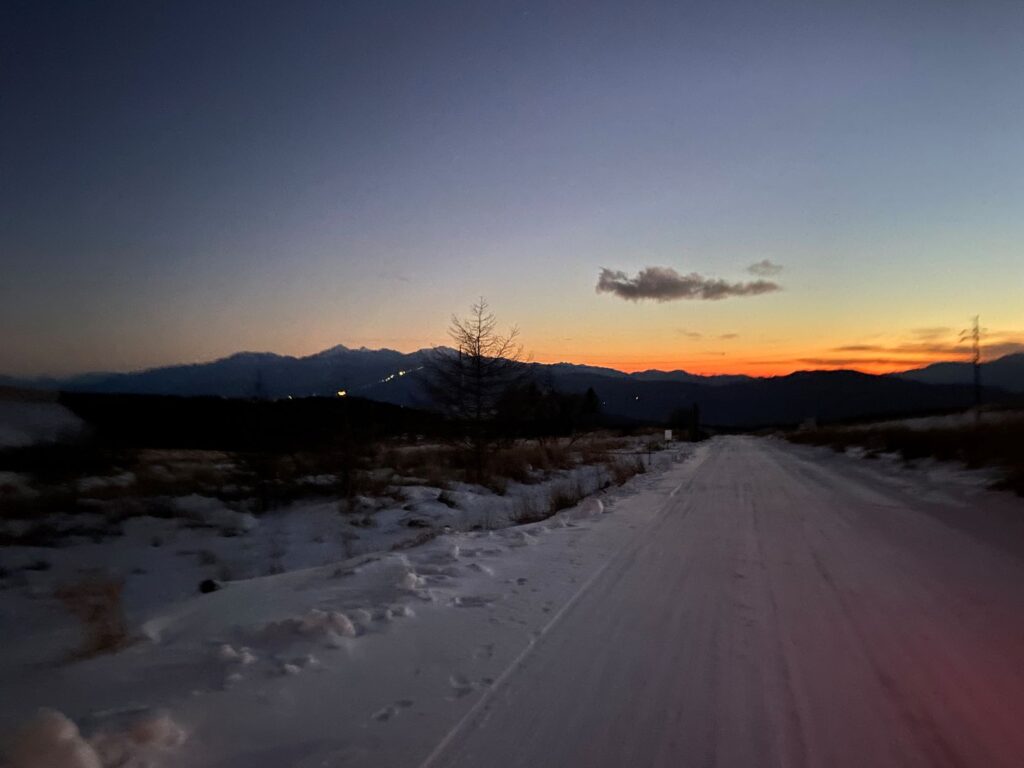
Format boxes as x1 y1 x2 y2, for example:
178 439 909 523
337 390 347 397
398 370 406 376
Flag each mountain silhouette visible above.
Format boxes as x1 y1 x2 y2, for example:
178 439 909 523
4 347 1017 427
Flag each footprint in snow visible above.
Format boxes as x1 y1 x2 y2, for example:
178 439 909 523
373 700 414 722
451 595 497 608
449 674 475 699
447 674 494 700
474 643 495 659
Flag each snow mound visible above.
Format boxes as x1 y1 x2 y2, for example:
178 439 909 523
4 709 185 768
0 401 85 448
216 643 257 665
76 472 136 494
0 471 38 499
263 609 358 641
173 495 257 534
399 571 425 590
5 709 101 768
216 643 239 661
90 712 186 766
350 608 373 624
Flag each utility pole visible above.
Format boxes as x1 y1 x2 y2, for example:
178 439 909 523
960 316 982 421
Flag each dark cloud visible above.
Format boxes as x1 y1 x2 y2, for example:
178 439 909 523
797 357 938 367
911 326 952 340
834 342 968 356
596 267 780 302
822 339 1024 367
834 344 892 352
746 259 783 277
676 329 703 339
719 333 739 340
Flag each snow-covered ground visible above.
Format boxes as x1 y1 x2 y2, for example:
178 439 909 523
0 400 85 449
0 451 660 622
5 435 1024 767
0 436 695 767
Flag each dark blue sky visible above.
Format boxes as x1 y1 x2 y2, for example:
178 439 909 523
3 1 1023 375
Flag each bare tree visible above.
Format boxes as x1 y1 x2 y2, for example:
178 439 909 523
422 299 528 481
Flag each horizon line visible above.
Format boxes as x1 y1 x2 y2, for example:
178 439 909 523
2 342 1003 382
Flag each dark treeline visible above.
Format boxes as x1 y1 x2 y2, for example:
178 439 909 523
44 382 613 457
493 383 602 441
56 391 446 453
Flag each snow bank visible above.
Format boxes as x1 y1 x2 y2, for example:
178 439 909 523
399 570 425 591
172 495 257 533
262 608 360 641
4 708 185 768
574 497 605 517
5 709 101 768
0 471 38 500
76 472 136 494
0 401 85 448
89 712 186 767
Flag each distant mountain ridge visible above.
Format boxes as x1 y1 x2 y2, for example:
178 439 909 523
1 346 755 400
19 346 434 401
3 347 1020 428
893 353 1024 393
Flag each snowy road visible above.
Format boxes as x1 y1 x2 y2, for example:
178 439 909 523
425 437 1024 768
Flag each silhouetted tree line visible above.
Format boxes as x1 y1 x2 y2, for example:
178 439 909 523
494 382 602 441
56 391 444 453
668 403 705 441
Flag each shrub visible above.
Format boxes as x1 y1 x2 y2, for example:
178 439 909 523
607 455 646 486
512 496 548 525
547 481 585 516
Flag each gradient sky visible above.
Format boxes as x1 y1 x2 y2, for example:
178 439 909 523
3 0 1023 377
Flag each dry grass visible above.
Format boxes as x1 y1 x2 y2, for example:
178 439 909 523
512 495 547 524
547 480 586 515
391 528 440 551
55 574 131 659
378 435 636 491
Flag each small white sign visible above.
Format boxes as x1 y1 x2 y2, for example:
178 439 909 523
664 429 673 441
